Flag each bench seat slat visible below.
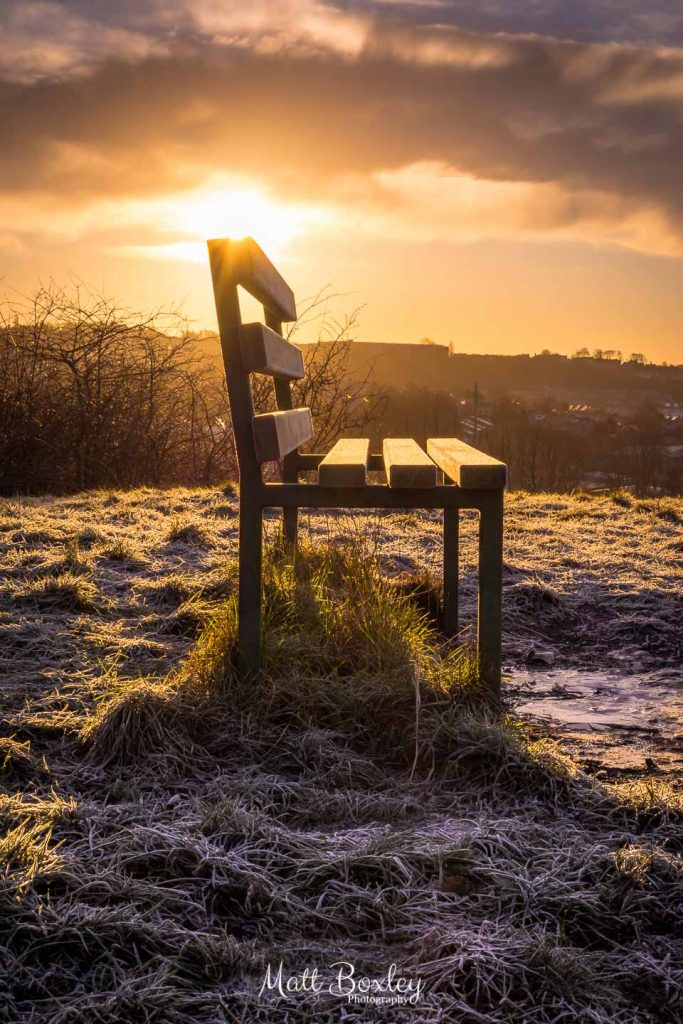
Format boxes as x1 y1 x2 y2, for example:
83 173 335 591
318 439 370 486
240 323 304 380
427 438 507 488
253 408 313 462
383 438 437 488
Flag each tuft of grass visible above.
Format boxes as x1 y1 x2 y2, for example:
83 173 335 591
12 571 98 612
81 679 197 767
201 564 237 599
13 708 86 738
558 505 597 519
11 527 61 545
609 488 633 508
0 737 37 778
0 819 61 890
159 597 212 637
100 536 143 563
633 497 681 523
46 538 92 577
613 844 660 885
387 568 442 628
76 525 105 547
505 574 572 631
169 540 489 773
608 775 683 821
165 517 212 547
138 572 199 607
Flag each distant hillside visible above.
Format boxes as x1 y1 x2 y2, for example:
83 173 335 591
192 332 682 409
301 342 683 410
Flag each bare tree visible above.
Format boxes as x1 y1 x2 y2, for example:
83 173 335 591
289 292 387 450
0 284 387 494
0 285 235 493
250 289 387 451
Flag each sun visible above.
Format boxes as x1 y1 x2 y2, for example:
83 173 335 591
125 176 329 264
116 174 337 266
174 183 310 253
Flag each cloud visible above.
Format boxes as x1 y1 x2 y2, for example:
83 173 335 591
0 2 165 83
0 2 681 259
355 0 683 47
345 161 683 256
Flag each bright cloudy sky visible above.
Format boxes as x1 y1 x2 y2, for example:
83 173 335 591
1 0 682 360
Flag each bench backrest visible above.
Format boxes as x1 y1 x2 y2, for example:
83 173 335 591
207 237 313 483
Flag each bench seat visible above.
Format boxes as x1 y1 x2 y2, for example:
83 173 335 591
307 436 505 490
383 438 437 488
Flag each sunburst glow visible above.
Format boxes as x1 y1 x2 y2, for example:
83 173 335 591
122 177 331 263
174 185 313 252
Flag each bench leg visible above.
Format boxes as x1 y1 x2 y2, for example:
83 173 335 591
442 507 459 637
478 489 504 695
238 494 263 678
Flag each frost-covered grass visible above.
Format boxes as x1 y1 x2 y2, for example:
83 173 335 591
0 488 681 1022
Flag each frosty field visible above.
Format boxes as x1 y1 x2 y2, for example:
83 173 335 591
0 488 681 1022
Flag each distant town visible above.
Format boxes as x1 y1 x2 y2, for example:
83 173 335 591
304 341 683 495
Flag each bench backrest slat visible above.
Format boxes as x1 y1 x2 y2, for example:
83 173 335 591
209 236 297 322
208 236 309 477
253 408 313 463
240 323 305 380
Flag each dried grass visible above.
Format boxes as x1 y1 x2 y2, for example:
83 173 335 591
12 571 98 612
0 489 681 1023
165 517 213 548
0 737 37 778
100 537 143 564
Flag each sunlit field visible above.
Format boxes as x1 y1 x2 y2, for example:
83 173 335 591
1 488 681 1022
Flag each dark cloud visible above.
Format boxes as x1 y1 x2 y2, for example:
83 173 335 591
346 0 683 47
0 4 681 253
32 0 683 48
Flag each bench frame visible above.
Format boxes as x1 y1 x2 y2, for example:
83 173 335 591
208 237 504 692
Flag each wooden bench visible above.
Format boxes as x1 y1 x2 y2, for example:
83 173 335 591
208 237 506 691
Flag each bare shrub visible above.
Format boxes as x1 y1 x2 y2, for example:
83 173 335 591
0 284 235 493
0 284 385 494
291 300 386 450
249 290 387 452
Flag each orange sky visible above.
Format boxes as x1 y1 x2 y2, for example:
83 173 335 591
1 1 682 362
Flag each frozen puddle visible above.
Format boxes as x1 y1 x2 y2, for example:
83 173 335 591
508 669 683 775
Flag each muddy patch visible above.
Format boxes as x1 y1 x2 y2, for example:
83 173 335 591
509 668 683 777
